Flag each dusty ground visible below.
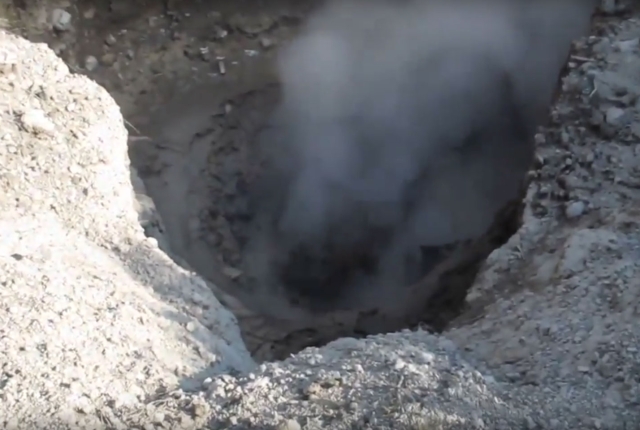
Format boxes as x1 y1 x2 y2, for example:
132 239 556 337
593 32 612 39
2 0 640 428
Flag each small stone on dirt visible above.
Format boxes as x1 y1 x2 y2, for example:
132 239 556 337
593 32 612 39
222 266 243 280
614 38 639 52
105 34 117 46
605 106 630 126
212 26 228 40
83 8 96 19
21 109 55 134
51 9 72 32
85 55 98 71
565 201 586 219
101 53 116 67
277 419 302 430
229 14 275 36
260 37 275 49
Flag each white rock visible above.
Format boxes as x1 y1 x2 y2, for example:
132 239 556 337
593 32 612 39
85 55 98 71
565 201 586 219
20 109 55 134
605 106 628 126
51 9 72 32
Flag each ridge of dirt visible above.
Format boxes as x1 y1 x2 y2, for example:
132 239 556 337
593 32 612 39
0 29 254 429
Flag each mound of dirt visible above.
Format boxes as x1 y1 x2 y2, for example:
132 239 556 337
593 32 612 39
0 30 253 428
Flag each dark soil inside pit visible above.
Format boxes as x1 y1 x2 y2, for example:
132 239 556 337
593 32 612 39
1 0 565 361
168 82 455 315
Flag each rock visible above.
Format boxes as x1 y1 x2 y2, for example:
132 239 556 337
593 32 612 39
83 7 96 20
277 419 302 430
600 0 617 14
613 38 639 52
228 14 275 36
565 200 586 219
101 52 116 67
85 55 98 71
212 26 228 40
105 34 117 46
260 37 275 49
604 106 630 127
20 109 55 134
0 30 253 428
51 8 72 32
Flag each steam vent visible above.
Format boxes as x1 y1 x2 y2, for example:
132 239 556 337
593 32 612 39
8 1 640 427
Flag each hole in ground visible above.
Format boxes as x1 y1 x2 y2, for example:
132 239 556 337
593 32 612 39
130 79 529 361
124 1 596 362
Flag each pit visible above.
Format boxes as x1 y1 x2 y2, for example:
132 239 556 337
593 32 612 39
6 0 596 361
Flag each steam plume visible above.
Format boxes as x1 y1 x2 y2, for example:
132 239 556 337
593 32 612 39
244 0 594 311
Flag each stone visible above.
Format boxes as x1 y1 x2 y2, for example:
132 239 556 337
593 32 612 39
84 55 98 71
565 201 586 219
51 9 72 32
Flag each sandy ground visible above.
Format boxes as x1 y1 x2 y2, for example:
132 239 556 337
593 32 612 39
2 0 640 428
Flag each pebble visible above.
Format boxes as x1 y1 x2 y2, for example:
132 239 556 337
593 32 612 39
83 8 96 19
614 38 639 52
260 37 275 49
21 109 55 134
202 377 213 388
565 201 586 219
101 53 116 67
85 56 98 71
105 34 117 46
277 419 301 430
222 266 242 280
51 9 72 32
605 106 629 126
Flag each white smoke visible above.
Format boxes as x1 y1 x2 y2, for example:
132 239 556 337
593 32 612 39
244 0 594 311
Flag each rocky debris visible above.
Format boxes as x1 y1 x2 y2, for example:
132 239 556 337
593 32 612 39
447 9 640 427
0 30 253 428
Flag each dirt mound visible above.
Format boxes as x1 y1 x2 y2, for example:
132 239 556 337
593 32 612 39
0 30 253 428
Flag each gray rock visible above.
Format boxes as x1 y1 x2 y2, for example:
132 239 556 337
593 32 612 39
84 55 98 71
605 106 631 127
51 8 72 32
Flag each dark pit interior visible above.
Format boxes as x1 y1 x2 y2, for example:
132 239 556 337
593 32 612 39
133 71 531 360
125 0 596 361
3 0 596 361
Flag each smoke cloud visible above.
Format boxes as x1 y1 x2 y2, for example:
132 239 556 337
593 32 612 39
244 0 594 312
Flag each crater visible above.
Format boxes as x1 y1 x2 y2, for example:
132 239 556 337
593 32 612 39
131 77 527 361
111 0 595 361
